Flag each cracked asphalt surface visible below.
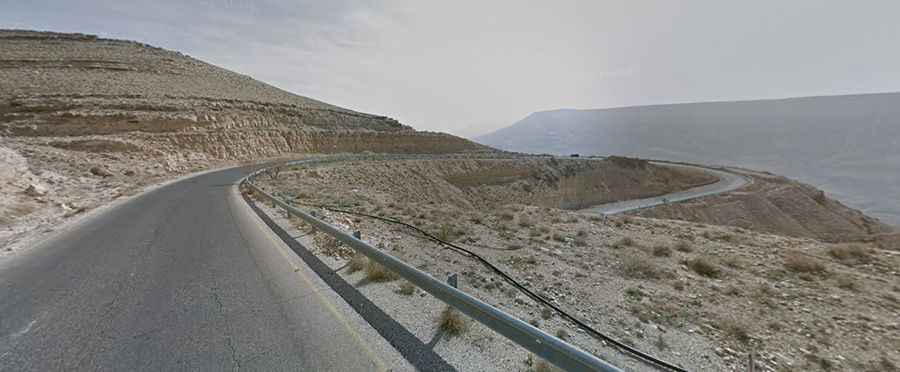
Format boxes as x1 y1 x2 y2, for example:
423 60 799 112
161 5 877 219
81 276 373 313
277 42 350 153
0 166 403 371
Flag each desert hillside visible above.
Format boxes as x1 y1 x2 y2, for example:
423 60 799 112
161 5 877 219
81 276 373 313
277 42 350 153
476 93 900 226
632 168 899 249
252 156 900 371
0 29 486 250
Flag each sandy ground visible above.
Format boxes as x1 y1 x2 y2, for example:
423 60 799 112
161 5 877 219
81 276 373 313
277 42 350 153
252 158 900 372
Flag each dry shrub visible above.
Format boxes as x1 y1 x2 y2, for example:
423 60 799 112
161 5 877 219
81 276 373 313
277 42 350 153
621 256 662 279
555 329 569 340
652 245 672 257
533 360 559 372
687 257 721 278
518 214 534 227
347 253 367 273
674 240 693 252
397 281 416 295
784 252 827 274
718 317 751 344
836 275 857 291
827 244 873 265
437 307 467 336
365 260 399 282
614 237 636 249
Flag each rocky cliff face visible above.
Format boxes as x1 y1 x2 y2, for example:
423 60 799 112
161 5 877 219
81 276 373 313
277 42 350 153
0 29 487 250
0 30 486 161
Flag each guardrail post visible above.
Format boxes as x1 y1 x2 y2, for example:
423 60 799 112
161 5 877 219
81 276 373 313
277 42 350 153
447 273 458 288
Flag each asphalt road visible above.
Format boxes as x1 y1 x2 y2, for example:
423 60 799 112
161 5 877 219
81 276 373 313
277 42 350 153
0 166 408 371
582 163 750 215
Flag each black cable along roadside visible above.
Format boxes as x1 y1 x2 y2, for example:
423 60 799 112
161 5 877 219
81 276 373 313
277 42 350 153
283 198 688 372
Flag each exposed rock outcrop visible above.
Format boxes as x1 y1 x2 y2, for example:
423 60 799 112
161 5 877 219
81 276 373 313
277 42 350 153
0 29 488 250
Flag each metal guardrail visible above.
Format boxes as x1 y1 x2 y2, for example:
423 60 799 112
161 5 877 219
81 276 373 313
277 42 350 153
242 160 621 372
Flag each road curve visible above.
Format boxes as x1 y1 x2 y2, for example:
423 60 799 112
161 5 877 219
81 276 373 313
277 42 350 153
582 162 751 215
0 165 409 371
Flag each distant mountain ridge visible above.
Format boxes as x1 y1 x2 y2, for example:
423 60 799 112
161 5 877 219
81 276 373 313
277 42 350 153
477 92 900 225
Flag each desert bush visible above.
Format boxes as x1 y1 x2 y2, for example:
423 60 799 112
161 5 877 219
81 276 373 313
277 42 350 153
347 253 367 273
654 335 668 350
574 237 588 247
555 329 569 340
652 245 672 257
518 214 534 227
435 223 460 241
784 252 827 274
397 281 416 295
686 257 721 278
674 240 693 252
532 360 558 372
576 229 588 237
624 287 644 299
718 317 751 344
615 237 636 248
827 244 873 265
436 307 467 336
835 275 857 291
621 257 662 279
365 260 399 282
541 307 554 320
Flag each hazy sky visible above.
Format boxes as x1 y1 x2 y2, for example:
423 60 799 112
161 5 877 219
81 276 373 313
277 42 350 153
4 1 900 137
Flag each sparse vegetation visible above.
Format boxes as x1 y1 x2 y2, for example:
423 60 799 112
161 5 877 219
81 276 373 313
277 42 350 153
532 359 558 372
652 245 672 257
555 329 569 340
518 214 533 227
621 256 662 279
398 281 416 295
827 244 873 265
541 307 553 320
674 240 693 252
784 252 827 274
613 236 635 249
686 257 720 278
436 307 467 336
654 334 668 350
836 275 858 291
365 260 399 282
718 317 751 344
347 253 367 273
